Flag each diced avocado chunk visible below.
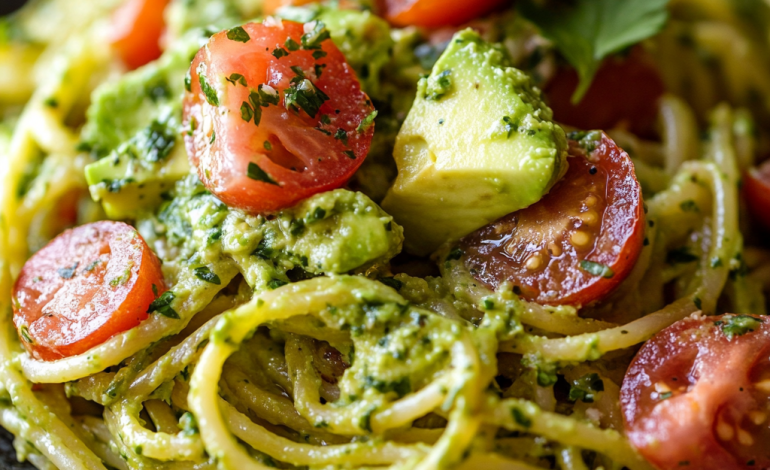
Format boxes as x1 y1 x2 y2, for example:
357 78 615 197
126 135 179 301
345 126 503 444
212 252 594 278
81 29 204 219
381 29 568 255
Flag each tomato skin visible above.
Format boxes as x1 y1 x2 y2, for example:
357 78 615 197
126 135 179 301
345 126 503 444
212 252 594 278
622 314 770 470
744 160 770 231
461 133 644 306
12 221 166 361
183 20 375 214
381 0 507 28
544 49 665 137
109 0 169 70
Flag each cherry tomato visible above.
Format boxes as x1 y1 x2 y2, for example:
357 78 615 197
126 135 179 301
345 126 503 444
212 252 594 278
109 0 169 70
12 221 166 361
381 0 507 28
744 160 770 231
544 49 665 137
622 314 770 470
183 20 375 214
460 133 644 306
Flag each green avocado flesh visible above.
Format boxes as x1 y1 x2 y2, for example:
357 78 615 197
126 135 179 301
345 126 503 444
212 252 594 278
381 29 568 255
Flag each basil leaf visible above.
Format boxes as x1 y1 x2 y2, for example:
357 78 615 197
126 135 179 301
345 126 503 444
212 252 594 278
518 0 669 102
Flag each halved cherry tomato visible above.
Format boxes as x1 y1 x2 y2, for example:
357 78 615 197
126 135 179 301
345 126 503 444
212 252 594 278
460 133 644 306
544 49 665 137
622 313 770 470
12 221 166 361
183 20 375 214
381 0 507 28
109 0 169 70
744 160 770 231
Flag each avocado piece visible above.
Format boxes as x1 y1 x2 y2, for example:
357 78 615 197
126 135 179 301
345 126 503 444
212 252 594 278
381 29 568 255
82 29 205 219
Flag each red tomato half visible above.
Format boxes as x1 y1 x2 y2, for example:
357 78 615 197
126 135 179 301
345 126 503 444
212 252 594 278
12 221 166 361
622 314 770 470
381 0 507 28
183 20 375 214
461 133 644 306
545 49 665 137
109 0 169 70
744 160 770 231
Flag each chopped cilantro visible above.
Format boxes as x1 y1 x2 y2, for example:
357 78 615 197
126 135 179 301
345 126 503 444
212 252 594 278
343 150 356 159
720 315 764 340
247 162 279 185
225 73 247 86
258 84 280 106
226 26 251 43
356 110 378 133
568 373 605 403
19 325 34 344
285 79 329 118
240 101 254 122
147 291 179 319
312 50 327 60
579 260 614 278
264 141 272 151
267 279 288 289
334 128 348 145
197 69 219 106
194 267 221 285
284 37 300 51
301 21 330 50
272 47 289 59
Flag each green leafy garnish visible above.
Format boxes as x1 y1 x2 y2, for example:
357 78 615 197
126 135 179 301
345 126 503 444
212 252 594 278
194 267 221 285
285 79 329 118
247 162 279 186
226 26 251 43
301 21 330 50
147 291 179 319
198 70 219 106
579 260 614 278
518 0 669 103
226 73 247 86
720 315 764 340
568 373 605 403
356 110 378 133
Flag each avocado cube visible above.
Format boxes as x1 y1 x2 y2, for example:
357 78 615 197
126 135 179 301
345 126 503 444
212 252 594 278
381 29 568 255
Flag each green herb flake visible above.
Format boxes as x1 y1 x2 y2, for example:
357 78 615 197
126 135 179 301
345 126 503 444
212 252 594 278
720 315 764 340
334 128 348 144
284 37 300 51
194 267 221 285
267 279 288 289
446 247 464 262
272 47 289 59
356 110 378 133
301 21 331 50
264 141 272 151
240 102 254 122
568 373 605 403
511 408 532 428
517 0 669 103
343 150 356 159
226 26 251 43
247 162 279 185
258 84 280 106
285 79 329 118
147 291 179 319
225 73 247 86
579 260 614 278
19 325 34 344
198 70 219 106
659 391 673 400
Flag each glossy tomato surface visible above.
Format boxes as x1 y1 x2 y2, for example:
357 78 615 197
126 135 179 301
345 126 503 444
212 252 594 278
461 133 644 306
12 221 166 361
109 0 169 70
622 314 770 470
545 49 665 137
381 0 507 28
744 159 770 231
183 20 375 214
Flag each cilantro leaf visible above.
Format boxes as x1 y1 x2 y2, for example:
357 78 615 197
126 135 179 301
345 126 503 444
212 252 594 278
518 0 669 102
720 315 764 340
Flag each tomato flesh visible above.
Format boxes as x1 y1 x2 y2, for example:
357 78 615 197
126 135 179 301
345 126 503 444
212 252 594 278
461 133 644 306
544 49 665 137
622 314 770 470
744 160 770 231
183 20 375 214
12 221 166 361
109 0 169 70
382 0 507 28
